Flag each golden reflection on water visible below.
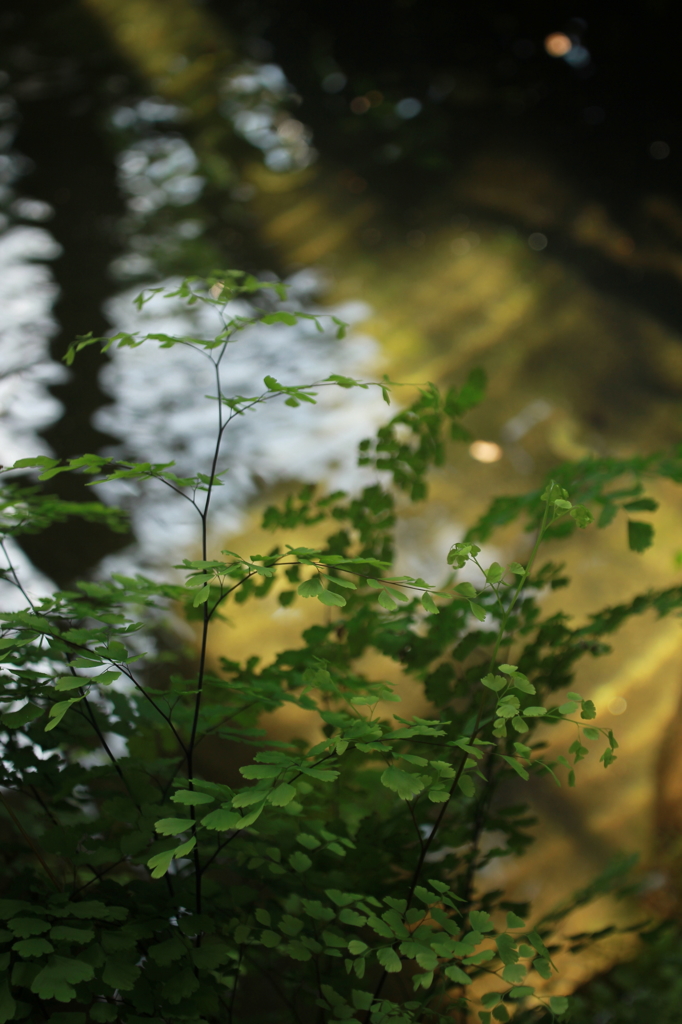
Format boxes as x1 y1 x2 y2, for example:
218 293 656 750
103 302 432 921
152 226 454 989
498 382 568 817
84 0 682 991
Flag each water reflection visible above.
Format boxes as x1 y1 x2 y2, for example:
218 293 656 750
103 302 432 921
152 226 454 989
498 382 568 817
0 226 64 464
94 275 387 566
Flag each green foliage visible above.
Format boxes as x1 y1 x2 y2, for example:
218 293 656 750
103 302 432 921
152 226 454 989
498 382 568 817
0 272 678 1023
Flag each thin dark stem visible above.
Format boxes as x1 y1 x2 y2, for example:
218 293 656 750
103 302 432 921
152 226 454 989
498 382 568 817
186 351 229 915
406 495 553 895
367 496 554 1016
27 784 59 827
0 792 61 890
71 856 129 895
192 700 259 749
78 695 142 809
242 950 303 1024
0 540 38 612
118 665 188 755
228 945 243 1024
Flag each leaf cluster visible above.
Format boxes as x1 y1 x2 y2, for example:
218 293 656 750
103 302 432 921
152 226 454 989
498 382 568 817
0 274 675 1024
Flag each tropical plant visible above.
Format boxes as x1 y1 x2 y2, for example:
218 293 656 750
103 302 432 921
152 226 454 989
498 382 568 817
2 271 681 1024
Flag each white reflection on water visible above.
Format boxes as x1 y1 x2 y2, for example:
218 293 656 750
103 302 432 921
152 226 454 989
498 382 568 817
0 226 65 465
94 273 391 568
0 225 67 607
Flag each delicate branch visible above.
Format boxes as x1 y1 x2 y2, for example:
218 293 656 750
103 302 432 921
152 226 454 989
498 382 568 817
0 791 61 890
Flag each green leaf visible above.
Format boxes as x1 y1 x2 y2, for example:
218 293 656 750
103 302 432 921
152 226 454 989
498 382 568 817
147 836 195 878
628 520 654 552
192 584 210 607
485 562 504 583
318 588 347 607
148 937 186 965
444 964 471 985
241 764 281 779
534 957 552 979
500 756 529 781
12 456 59 470
262 312 298 326
468 601 487 621
191 942 231 969
506 912 526 929
49 926 93 943
421 592 439 614
146 849 174 878
1 703 43 728
351 989 373 1011
31 956 94 1002
172 836 196 859
288 851 312 873
377 590 397 611
8 918 51 937
523 707 547 717
380 766 425 799
623 497 658 512
481 674 506 692
469 911 494 933
0 980 15 1024
298 577 323 598
296 833 321 850
570 504 593 528
155 818 194 836
201 807 241 831
269 783 297 806
89 1003 119 1022
508 562 526 575
580 700 597 720
454 582 477 598
53 676 85 692
502 963 526 984
549 996 569 1016
171 790 214 806
376 946 401 972
527 930 551 960
328 576 357 590
457 774 475 797
508 986 535 999
12 937 54 957
101 959 140 991
45 698 83 732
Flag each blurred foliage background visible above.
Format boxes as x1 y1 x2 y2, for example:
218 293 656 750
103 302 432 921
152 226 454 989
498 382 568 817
3 1 682 1016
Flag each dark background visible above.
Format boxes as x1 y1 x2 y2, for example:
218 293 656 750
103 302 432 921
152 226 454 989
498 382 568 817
1 0 681 572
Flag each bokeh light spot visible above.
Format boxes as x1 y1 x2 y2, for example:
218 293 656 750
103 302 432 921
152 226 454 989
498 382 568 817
528 232 548 251
451 237 471 256
350 96 371 114
544 32 573 57
608 697 628 715
469 440 503 463
395 97 422 119
650 141 671 160
322 72 347 93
